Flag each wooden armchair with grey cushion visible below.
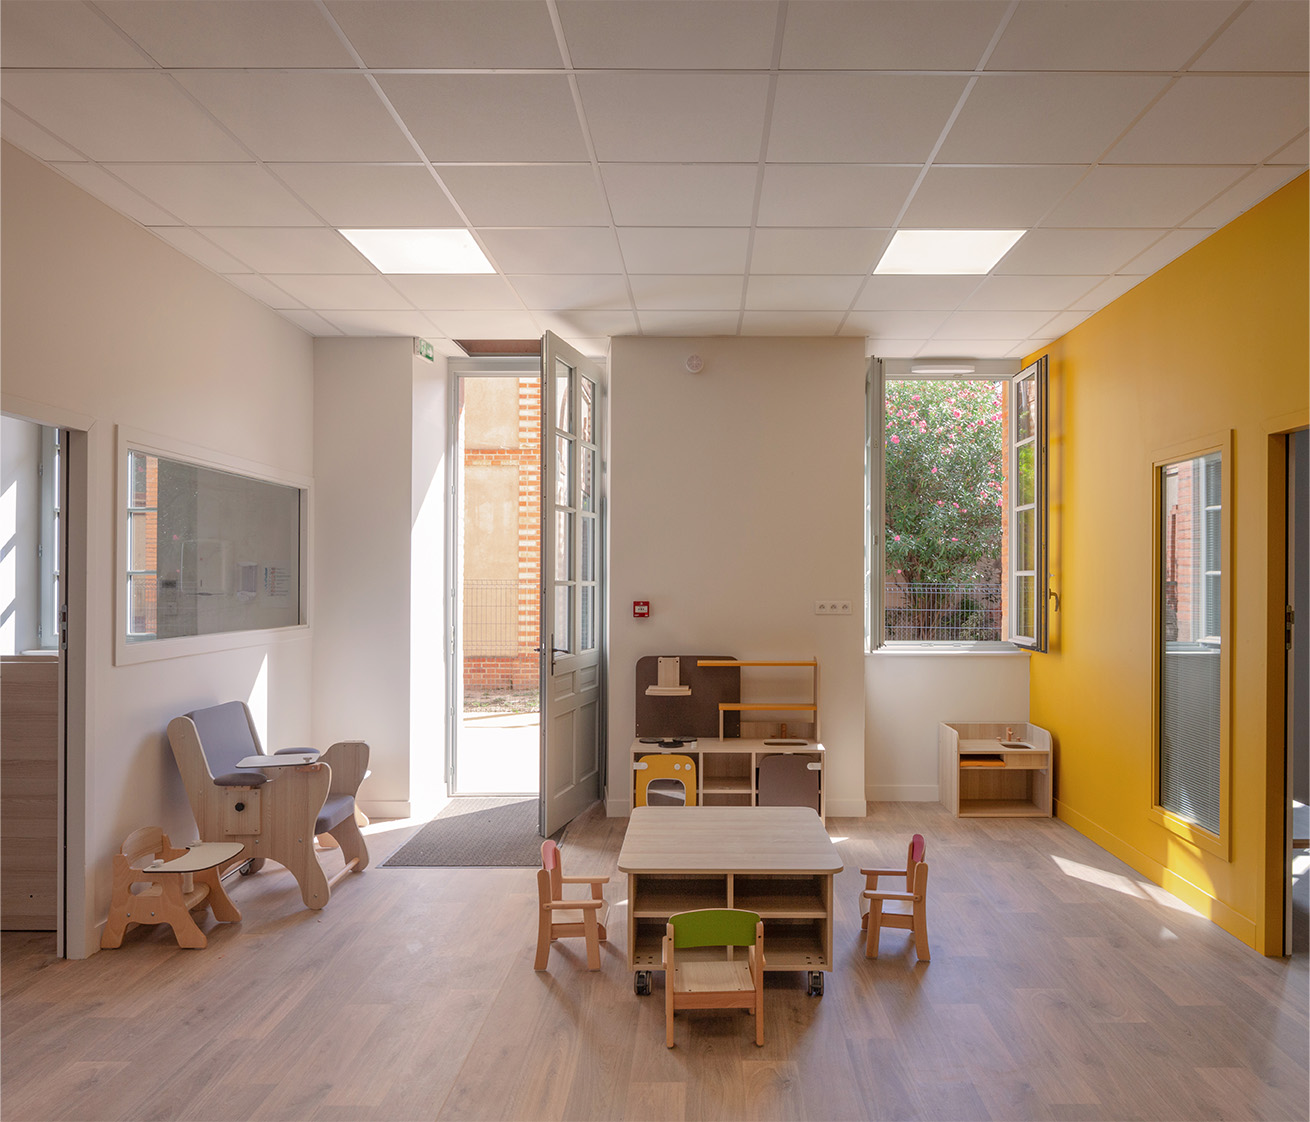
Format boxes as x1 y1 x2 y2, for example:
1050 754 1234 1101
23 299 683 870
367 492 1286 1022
167 701 369 910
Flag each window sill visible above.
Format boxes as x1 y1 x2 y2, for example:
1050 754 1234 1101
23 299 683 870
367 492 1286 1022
868 643 1032 657
1149 805 1229 861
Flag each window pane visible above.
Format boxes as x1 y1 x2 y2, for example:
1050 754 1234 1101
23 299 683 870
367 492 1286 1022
883 378 1004 642
1017 508 1035 571
554 435 572 507
580 584 595 651
554 584 572 653
581 514 595 581
580 446 595 513
555 360 573 433
128 511 154 571
1017 441 1035 506
129 451 152 508
1015 574 1035 638
128 574 158 638
580 376 595 444
1015 375 1035 441
1158 451 1222 834
555 511 572 582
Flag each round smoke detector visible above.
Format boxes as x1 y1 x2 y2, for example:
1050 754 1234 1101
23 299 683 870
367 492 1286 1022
684 354 704 374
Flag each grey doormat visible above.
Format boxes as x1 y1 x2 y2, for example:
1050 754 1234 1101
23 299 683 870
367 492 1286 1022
381 797 558 867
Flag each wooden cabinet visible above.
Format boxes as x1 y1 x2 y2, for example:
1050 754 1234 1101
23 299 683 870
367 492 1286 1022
939 721 1053 817
631 738 826 820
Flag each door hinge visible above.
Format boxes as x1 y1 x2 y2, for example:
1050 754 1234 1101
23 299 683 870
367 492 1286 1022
1286 605 1295 650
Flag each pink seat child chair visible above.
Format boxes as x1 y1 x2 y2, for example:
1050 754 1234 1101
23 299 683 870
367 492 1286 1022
534 839 610 971
859 833 930 961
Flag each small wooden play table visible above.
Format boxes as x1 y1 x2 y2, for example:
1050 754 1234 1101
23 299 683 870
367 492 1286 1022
618 805 843 997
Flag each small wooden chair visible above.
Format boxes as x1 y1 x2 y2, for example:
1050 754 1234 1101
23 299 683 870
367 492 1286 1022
663 909 765 1048
860 834 930 961
100 828 241 949
534 839 609 971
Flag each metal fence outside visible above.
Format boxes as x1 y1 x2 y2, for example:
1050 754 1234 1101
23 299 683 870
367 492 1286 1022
884 581 1003 642
463 578 535 656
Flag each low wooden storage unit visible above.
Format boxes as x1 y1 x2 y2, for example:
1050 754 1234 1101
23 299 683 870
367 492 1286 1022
631 738 825 820
939 721 1053 818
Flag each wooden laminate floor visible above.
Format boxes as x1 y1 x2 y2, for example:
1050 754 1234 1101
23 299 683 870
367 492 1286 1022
2 803 1306 1122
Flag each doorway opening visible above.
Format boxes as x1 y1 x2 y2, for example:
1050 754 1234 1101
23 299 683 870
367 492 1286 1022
1288 428 1308 955
450 362 542 796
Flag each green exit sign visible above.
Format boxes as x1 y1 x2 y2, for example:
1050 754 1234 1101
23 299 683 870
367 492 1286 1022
414 338 434 362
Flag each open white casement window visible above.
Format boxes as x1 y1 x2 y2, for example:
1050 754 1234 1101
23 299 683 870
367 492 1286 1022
867 356 1049 652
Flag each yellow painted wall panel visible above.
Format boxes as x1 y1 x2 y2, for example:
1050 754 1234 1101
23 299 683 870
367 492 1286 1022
1029 174 1309 953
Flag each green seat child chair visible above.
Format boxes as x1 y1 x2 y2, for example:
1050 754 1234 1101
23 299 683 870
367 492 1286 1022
662 908 765 1048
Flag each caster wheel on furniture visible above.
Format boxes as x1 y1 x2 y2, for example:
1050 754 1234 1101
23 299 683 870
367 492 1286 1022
634 970 652 996
806 971 824 997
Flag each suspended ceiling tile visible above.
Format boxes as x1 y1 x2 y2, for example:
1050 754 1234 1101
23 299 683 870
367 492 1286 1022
479 227 625 275
854 275 982 311
102 1 355 67
749 228 888 275
220 272 306 310
0 1 151 68
918 337 1022 358
601 163 759 227
265 274 413 311
744 274 862 311
629 275 744 311
756 164 918 227
935 310 1053 338
986 1 1239 72
176 72 416 163
268 164 463 228
441 164 608 227
426 309 543 337
1070 274 1149 312
1106 76 1309 165
320 309 444 337
198 226 374 273
558 1 777 69
1269 133 1310 164
1182 165 1304 229
387 273 525 311
278 309 343 335
380 75 587 163
149 228 258 276
1192 1 1310 71
617 228 751 275
960 274 1102 312
780 1 1009 70
106 163 321 226
535 310 638 338
325 0 563 68
578 73 770 163
844 309 951 337
637 310 740 334
902 165 1088 228
50 163 179 226
739 311 845 335
994 227 1165 275
0 108 86 162
1031 311 1091 340
507 274 630 311
865 339 923 359
938 75 1170 165
1117 229 1214 276
0 72 250 161
768 74 968 163
1042 165 1246 227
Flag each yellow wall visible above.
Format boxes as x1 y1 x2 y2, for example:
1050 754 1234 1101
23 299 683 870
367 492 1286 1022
1029 173 1309 954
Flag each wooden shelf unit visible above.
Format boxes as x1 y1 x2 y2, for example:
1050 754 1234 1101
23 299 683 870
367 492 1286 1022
939 721 1053 818
696 659 819 740
631 738 826 820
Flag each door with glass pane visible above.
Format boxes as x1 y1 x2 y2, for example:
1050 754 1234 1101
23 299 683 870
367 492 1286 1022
540 332 604 837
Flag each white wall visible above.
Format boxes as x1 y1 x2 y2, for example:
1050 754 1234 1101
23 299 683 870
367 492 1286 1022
1 143 315 956
1 416 42 654
608 336 867 817
312 339 448 819
865 652 1029 801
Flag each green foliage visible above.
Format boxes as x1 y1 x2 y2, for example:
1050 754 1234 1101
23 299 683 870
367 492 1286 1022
884 380 1003 586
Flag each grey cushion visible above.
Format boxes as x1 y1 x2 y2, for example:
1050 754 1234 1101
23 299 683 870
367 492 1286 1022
186 701 258 777
212 772 269 787
315 794 355 835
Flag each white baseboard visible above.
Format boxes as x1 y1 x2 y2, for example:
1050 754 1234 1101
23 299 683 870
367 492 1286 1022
826 797 868 818
865 784 940 803
605 796 631 819
359 799 412 820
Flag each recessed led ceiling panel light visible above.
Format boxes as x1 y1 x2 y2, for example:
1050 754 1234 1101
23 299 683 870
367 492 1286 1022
339 228 495 274
874 229 1026 275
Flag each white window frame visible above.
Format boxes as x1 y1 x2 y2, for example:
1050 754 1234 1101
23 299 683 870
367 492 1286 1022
867 357 1037 652
1008 356 1049 651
